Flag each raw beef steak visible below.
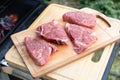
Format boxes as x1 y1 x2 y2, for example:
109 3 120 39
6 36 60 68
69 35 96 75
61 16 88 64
24 37 57 66
63 11 96 28
36 20 69 45
65 23 97 53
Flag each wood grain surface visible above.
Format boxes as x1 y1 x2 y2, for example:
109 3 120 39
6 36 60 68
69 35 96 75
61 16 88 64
6 4 120 79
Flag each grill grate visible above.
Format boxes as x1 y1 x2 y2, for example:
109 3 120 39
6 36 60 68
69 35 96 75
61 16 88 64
0 0 47 61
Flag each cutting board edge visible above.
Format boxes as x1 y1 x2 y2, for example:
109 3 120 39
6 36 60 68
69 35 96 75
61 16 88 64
10 3 120 77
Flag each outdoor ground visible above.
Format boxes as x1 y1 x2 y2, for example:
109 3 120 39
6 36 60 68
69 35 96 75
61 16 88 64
44 0 120 80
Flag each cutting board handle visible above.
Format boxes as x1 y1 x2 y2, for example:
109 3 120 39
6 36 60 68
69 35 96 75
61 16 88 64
96 14 111 27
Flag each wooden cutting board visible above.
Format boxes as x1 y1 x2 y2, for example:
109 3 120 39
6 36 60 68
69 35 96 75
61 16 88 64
10 4 120 78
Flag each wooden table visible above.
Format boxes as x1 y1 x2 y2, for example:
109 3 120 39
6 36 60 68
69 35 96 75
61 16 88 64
3 4 120 80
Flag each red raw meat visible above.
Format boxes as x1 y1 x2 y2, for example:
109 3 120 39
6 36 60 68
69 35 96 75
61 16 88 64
63 11 96 28
65 23 97 53
36 20 69 45
24 37 57 66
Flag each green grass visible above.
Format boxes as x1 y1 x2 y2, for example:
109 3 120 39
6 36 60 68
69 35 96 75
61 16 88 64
92 48 104 62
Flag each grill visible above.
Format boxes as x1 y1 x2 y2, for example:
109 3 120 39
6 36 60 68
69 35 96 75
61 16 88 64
0 0 47 61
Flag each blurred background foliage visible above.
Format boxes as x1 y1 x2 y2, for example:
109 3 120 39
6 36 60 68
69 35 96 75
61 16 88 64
78 0 120 19
44 0 120 19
